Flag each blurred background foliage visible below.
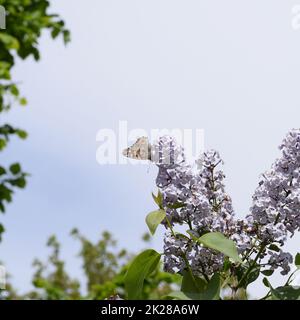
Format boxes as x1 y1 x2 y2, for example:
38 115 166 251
0 0 181 300
0 0 69 240
1 230 180 300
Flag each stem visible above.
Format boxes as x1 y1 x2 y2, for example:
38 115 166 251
237 243 266 289
242 247 254 261
284 268 299 286
165 215 176 238
274 212 280 225
187 217 193 230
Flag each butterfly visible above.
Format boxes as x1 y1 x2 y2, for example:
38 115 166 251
122 137 152 160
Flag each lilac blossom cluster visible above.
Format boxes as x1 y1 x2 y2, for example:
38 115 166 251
249 129 300 274
152 130 300 278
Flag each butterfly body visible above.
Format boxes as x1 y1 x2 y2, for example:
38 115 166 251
122 137 152 161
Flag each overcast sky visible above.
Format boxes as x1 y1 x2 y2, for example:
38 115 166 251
1 0 300 297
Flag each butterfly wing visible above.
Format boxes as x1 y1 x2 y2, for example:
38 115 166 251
122 137 151 160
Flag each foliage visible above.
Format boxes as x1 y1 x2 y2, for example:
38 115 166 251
70 228 129 297
124 249 161 299
0 230 180 300
0 0 69 240
1 1 299 302
0 163 26 240
122 134 300 300
28 235 81 300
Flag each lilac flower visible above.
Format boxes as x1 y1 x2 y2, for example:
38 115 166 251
163 232 224 277
163 232 187 274
189 247 224 277
148 131 300 278
250 129 300 244
153 137 236 276
267 250 293 275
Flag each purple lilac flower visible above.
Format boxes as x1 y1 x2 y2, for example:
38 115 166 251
150 131 300 277
153 137 236 276
250 129 300 243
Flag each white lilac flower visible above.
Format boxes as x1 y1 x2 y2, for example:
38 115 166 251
153 131 300 277
229 219 253 253
251 129 300 244
163 232 224 277
155 137 236 276
267 250 293 275
189 246 224 277
192 150 235 235
163 232 187 274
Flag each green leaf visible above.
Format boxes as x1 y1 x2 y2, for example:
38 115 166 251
63 30 71 44
186 230 198 241
10 85 19 97
166 291 192 300
261 269 274 276
0 167 6 175
197 273 221 300
271 285 300 300
167 285 221 300
51 28 61 39
0 62 11 79
175 232 190 241
9 163 21 175
16 130 28 139
19 97 27 106
236 263 260 288
181 270 206 293
198 232 242 263
0 33 20 50
268 244 280 252
151 190 163 209
124 249 161 299
180 273 221 300
145 209 166 235
247 265 261 284
223 257 231 272
263 277 270 288
295 253 300 269
0 224 4 241
167 202 186 209
0 139 7 151
10 177 26 188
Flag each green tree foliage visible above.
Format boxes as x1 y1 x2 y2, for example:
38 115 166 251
0 0 69 240
71 229 129 294
29 235 81 300
1 230 180 300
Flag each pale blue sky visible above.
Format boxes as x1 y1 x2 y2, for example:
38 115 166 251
1 0 300 297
